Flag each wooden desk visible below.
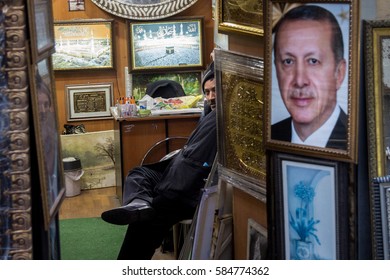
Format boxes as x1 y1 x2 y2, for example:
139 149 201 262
114 114 200 202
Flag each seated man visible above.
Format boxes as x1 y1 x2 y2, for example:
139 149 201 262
101 62 217 259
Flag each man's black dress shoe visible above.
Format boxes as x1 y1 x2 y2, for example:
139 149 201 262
101 199 155 225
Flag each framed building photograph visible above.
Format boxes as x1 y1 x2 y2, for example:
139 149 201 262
247 218 268 260
52 19 114 71
65 83 114 121
30 57 65 229
27 0 56 62
128 17 205 73
264 1 359 163
218 0 264 36
269 152 350 259
214 49 266 197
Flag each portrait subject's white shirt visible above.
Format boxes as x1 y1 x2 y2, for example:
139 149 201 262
291 105 341 148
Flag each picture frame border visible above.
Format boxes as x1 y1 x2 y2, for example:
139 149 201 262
263 0 360 163
30 56 66 230
65 82 114 121
52 19 115 71
128 16 205 73
247 218 268 260
26 0 56 63
217 0 264 37
363 19 390 260
269 152 350 259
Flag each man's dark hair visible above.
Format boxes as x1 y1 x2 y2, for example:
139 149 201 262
273 5 344 64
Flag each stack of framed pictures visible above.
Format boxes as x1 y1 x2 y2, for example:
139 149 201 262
263 0 360 259
27 0 65 259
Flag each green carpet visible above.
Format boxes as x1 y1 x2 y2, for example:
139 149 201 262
59 217 127 260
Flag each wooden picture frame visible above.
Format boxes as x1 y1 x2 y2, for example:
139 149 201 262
90 0 199 20
52 19 114 71
26 0 55 62
269 152 350 259
30 57 65 229
214 49 266 198
247 218 268 260
217 0 264 36
128 17 205 73
65 83 114 121
264 1 359 162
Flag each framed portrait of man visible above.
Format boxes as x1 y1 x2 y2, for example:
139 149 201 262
264 1 359 162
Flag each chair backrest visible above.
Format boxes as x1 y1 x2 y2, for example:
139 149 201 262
140 136 188 165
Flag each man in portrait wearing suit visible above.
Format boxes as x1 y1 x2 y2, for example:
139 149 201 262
271 5 348 150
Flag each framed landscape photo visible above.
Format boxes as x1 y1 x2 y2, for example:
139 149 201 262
52 19 114 71
218 0 264 36
269 152 350 259
30 57 65 229
27 0 56 62
65 83 114 121
128 17 205 73
264 1 359 163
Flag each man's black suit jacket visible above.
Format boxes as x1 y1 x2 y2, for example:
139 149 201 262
271 108 348 150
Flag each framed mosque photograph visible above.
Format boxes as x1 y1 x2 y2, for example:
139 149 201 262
128 17 205 73
263 0 359 163
52 19 114 71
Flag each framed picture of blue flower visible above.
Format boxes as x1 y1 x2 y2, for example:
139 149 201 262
268 152 350 259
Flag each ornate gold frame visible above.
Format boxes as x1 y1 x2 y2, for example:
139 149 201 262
215 49 266 200
1 0 32 260
217 0 264 37
264 1 360 163
364 19 390 260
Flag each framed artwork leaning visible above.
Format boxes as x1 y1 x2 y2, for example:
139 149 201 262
214 49 266 199
263 1 360 163
30 57 65 229
128 17 205 73
268 152 351 259
52 19 114 71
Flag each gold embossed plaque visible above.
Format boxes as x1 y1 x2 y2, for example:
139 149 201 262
215 49 266 189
